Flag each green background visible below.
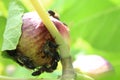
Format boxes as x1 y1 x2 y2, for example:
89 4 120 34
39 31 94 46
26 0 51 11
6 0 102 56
0 0 120 80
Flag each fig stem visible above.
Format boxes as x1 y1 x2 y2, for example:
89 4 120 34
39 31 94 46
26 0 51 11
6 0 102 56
30 0 75 80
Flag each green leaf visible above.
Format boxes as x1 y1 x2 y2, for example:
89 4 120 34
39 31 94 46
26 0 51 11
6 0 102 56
0 1 7 17
1 0 24 51
76 73 94 80
50 1 120 79
51 0 120 52
0 16 6 51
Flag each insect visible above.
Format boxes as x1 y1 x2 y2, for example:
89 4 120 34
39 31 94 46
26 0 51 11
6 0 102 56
32 59 58 76
32 40 60 76
18 55 35 69
6 40 60 76
6 50 35 69
48 10 60 20
48 10 67 26
32 66 45 76
42 40 58 57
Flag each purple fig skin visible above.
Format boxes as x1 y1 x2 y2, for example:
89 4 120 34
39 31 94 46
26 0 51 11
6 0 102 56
17 12 69 67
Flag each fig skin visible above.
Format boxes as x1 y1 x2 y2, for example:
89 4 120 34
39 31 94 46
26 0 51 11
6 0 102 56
17 12 69 67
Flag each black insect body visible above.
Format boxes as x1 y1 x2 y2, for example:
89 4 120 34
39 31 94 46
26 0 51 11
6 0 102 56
6 50 35 69
18 55 35 69
48 10 55 16
32 66 46 76
48 10 60 20
6 50 23 66
44 40 60 71
31 40 60 76
45 59 58 72
6 40 60 76
32 61 58 76
48 10 67 26
50 61 58 70
42 40 59 57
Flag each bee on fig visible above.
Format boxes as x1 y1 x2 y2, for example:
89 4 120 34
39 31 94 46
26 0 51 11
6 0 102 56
48 10 67 26
48 10 60 20
42 40 59 58
6 40 60 76
6 50 35 69
18 55 35 69
32 66 45 76
32 59 58 76
31 40 60 76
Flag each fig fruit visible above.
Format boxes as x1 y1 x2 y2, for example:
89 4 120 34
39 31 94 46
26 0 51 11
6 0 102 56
6 11 69 76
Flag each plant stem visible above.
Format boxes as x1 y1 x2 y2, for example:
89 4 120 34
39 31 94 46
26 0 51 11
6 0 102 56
30 0 75 80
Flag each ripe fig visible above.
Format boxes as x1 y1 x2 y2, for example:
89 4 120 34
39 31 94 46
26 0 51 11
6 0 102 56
6 11 69 76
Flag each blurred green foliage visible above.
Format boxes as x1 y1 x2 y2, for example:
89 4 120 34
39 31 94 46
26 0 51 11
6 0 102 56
0 0 120 80
2 0 24 51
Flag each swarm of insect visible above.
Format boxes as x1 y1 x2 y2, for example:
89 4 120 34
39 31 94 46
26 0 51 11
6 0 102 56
6 10 69 76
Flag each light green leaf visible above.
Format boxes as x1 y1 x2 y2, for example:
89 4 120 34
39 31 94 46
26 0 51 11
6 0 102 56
76 73 94 80
2 0 24 51
51 0 120 52
0 16 6 51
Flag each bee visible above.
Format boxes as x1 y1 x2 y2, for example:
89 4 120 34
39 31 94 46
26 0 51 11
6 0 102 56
48 10 67 26
18 55 35 69
6 40 60 76
32 40 60 76
32 66 45 76
6 50 35 69
48 10 60 20
32 59 58 76
42 40 58 57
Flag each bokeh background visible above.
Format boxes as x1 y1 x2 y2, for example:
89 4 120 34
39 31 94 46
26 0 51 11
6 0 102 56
0 0 120 80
